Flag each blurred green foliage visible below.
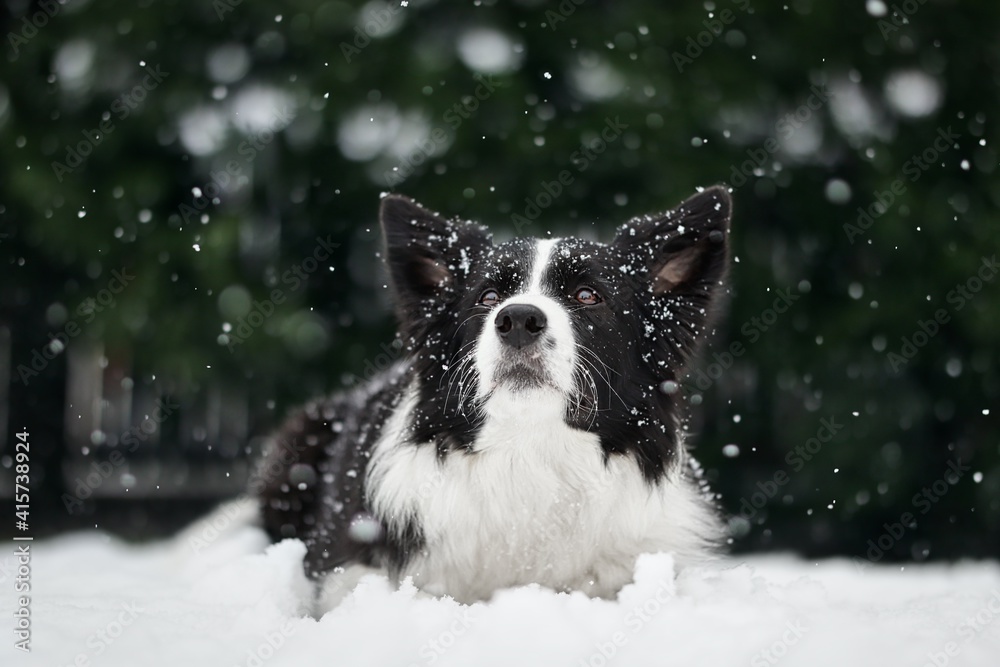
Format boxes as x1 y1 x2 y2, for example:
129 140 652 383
1 0 998 558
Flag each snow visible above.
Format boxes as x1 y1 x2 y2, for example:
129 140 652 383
884 69 944 118
456 27 521 74
4 522 1000 667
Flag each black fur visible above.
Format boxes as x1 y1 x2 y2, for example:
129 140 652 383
257 366 415 576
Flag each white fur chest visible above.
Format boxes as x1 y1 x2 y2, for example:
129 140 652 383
367 385 715 603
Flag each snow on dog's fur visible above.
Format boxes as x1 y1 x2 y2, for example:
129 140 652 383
258 187 733 605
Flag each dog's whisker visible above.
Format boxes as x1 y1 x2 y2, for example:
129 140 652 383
574 343 626 413
573 356 603 428
446 352 479 414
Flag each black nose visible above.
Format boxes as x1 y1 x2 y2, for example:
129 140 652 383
495 304 547 349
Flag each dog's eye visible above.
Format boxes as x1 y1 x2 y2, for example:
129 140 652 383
573 287 601 305
479 289 500 307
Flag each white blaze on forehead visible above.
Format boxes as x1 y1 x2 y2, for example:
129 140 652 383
528 238 560 294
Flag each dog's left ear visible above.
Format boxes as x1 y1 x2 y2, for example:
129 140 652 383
613 186 731 298
380 194 492 315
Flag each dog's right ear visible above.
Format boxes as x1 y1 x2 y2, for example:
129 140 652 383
380 195 492 314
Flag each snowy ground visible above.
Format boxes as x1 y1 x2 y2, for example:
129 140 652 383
3 517 999 667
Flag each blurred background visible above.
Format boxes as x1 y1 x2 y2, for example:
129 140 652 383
0 0 997 561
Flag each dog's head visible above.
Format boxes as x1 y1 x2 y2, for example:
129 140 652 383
381 188 731 478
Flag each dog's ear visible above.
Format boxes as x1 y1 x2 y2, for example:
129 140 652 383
380 194 492 313
613 186 731 299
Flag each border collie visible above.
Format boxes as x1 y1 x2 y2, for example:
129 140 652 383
258 186 732 605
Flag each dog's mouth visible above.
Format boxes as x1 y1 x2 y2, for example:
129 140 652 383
490 352 552 391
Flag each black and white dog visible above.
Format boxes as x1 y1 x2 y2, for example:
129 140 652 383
258 186 732 605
